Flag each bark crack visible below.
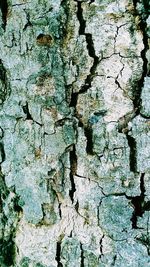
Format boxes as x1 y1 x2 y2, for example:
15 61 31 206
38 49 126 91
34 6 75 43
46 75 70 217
0 59 9 104
99 234 104 258
70 1 100 155
55 241 63 267
71 1 99 97
22 102 33 120
136 214 150 255
126 133 137 173
22 102 43 127
132 0 149 114
69 145 77 203
0 140 21 266
126 173 147 229
80 242 84 267
0 0 8 30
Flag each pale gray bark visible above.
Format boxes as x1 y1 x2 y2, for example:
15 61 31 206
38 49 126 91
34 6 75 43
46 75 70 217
0 0 150 266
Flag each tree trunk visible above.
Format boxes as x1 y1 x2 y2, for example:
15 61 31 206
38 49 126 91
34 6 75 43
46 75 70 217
0 0 150 266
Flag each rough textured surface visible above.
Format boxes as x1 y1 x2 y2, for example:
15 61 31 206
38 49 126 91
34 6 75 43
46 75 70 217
0 0 150 266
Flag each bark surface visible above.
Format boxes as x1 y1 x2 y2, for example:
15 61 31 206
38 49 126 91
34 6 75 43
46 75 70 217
0 0 150 266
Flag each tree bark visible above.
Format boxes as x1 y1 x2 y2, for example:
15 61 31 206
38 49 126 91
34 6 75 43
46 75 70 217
0 0 150 266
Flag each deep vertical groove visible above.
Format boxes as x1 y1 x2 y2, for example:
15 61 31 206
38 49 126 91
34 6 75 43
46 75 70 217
132 0 149 113
70 1 99 155
69 145 77 203
140 172 146 197
126 133 137 172
77 2 86 35
55 241 63 267
80 243 84 267
127 173 146 229
58 203 62 219
0 142 5 163
0 142 18 266
76 2 99 94
99 235 104 258
0 0 8 30
69 92 78 107
84 126 93 154
22 102 33 120
0 59 9 104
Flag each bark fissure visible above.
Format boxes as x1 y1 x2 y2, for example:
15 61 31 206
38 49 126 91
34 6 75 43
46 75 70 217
69 145 77 203
99 234 104 258
132 0 149 113
127 173 146 229
0 0 8 30
0 143 20 266
0 234 16 266
55 241 63 267
80 242 84 267
0 59 9 104
78 120 94 155
22 102 33 120
58 203 62 219
76 1 99 94
126 133 137 173
23 13 32 31
70 0 99 155
0 142 5 163
84 126 93 154
112 255 117 266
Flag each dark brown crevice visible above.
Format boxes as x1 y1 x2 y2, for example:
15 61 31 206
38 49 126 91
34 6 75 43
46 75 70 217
132 0 149 113
0 142 5 163
112 255 117 266
22 102 33 120
0 59 9 104
70 2 99 103
78 120 94 155
76 1 99 94
0 0 8 30
126 133 137 173
0 146 19 266
126 173 146 229
55 241 63 267
58 203 62 219
70 1 99 156
89 0 95 5
99 235 104 258
23 13 32 31
140 113 150 119
69 145 77 203
69 92 78 108
0 234 16 266
84 126 93 154
80 243 84 267
77 1 86 35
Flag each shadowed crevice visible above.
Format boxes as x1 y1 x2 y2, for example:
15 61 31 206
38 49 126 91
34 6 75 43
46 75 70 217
126 133 137 173
80 243 84 267
132 0 149 113
126 173 146 229
0 0 8 30
55 241 63 267
69 145 77 203
22 102 33 120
